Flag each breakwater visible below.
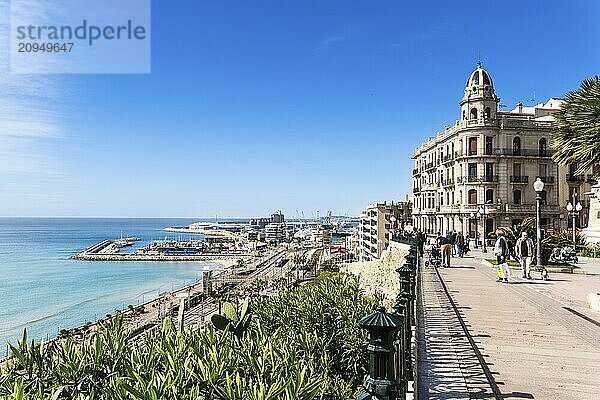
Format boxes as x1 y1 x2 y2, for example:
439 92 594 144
71 239 251 262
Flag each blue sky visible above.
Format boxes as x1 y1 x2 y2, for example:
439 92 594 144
1 0 599 217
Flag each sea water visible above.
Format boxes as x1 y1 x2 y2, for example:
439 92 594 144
0 218 222 351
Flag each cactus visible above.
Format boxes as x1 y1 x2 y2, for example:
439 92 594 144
210 297 251 337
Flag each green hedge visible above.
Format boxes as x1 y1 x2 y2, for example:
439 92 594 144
0 273 377 400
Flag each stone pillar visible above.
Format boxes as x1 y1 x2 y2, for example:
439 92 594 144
583 184 600 244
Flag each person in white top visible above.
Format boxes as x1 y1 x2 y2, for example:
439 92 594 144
494 228 510 283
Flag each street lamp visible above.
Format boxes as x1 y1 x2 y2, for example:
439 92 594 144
478 205 487 253
566 197 583 254
390 215 397 241
533 177 545 268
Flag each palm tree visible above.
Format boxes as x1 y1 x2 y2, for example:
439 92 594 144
551 76 600 175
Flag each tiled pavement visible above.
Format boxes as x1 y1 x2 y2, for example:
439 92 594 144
417 251 600 400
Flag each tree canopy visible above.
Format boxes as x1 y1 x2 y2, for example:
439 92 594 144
551 76 600 175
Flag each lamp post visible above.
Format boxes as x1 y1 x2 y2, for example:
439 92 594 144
390 216 397 241
470 212 478 248
479 205 487 253
533 177 545 268
566 191 583 254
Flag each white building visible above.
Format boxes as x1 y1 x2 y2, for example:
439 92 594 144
412 63 563 242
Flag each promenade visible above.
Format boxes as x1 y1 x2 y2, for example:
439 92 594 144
418 250 600 400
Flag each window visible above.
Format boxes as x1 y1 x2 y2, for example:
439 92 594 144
468 138 477 155
485 219 494 237
513 163 521 177
468 163 477 180
468 189 477 204
513 190 522 205
539 138 547 156
462 110 466 120
486 189 494 204
513 136 521 155
540 190 547 206
485 137 493 155
484 107 491 119
569 163 578 175
470 108 478 119
485 162 494 181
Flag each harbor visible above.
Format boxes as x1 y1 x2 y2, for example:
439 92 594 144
71 238 251 262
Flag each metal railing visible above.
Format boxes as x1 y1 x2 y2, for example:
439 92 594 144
357 238 419 400
510 175 529 183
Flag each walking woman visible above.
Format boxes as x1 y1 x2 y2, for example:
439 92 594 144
494 228 510 283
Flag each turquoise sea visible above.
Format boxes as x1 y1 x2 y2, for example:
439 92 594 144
0 218 223 353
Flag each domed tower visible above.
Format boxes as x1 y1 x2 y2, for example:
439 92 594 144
460 62 499 122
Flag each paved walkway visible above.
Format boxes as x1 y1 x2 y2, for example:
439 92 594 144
418 251 600 400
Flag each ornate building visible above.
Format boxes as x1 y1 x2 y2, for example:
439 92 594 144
411 63 563 242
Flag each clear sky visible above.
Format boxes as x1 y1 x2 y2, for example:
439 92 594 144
1 0 599 218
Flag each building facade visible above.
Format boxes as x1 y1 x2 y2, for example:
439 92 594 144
357 201 411 260
412 63 564 242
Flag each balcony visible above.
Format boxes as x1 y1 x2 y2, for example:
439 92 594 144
483 175 499 183
467 149 478 156
588 175 599 183
441 179 454 186
539 176 555 184
412 168 420 175
510 176 529 184
492 148 554 157
566 174 585 182
413 187 420 193
506 204 535 213
442 154 454 164
425 162 435 171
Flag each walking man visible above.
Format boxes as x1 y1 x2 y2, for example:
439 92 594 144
494 229 510 283
437 233 452 268
515 231 534 279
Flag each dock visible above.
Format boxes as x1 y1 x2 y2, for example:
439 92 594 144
71 238 251 262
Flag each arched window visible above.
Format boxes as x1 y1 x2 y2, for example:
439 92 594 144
513 137 521 155
513 190 522 205
485 189 494 204
468 189 477 204
470 108 478 119
539 138 547 157
462 110 466 120
484 107 491 119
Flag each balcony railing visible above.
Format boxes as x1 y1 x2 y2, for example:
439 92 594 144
412 168 419 175
566 174 585 182
413 187 420 193
483 175 499 183
441 179 454 186
492 148 554 157
539 176 555 184
510 175 529 183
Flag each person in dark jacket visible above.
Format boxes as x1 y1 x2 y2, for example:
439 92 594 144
438 233 452 267
456 232 465 257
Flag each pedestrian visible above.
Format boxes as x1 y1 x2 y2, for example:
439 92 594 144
515 231 534 279
456 232 465 257
450 230 457 256
494 228 510 283
437 233 452 267
416 230 425 256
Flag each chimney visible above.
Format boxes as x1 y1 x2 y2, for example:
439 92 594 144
516 102 523 113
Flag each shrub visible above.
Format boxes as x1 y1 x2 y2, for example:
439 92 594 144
0 273 376 400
